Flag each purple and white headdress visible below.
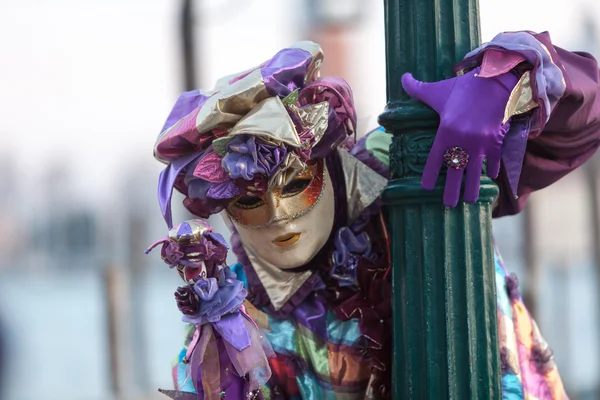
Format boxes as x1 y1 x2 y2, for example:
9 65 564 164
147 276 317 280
154 42 358 227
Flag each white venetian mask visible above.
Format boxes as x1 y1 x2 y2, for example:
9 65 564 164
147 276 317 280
226 160 335 270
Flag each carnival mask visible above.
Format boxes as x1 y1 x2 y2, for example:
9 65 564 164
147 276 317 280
226 160 335 269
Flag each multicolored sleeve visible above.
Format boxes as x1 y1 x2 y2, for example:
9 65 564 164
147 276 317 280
456 31 600 217
494 249 567 399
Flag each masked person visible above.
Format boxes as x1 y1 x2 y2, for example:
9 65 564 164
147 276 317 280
152 32 600 399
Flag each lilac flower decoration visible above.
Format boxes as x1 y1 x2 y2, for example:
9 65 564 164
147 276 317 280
183 267 247 325
222 135 260 180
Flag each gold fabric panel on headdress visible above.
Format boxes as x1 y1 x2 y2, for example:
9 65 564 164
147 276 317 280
268 152 306 188
293 41 324 85
229 97 302 147
290 101 330 145
195 69 270 133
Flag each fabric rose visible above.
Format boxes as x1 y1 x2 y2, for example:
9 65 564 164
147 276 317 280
183 267 247 326
174 286 200 315
203 238 227 263
331 254 360 288
331 227 371 287
194 277 219 301
222 135 287 181
163 242 184 267
256 141 286 176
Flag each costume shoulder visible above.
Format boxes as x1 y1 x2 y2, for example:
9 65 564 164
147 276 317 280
361 127 393 167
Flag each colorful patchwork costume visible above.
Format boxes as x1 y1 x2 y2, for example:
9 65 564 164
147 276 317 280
149 31 600 399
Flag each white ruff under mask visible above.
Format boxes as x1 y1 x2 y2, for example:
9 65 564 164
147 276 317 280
224 162 335 310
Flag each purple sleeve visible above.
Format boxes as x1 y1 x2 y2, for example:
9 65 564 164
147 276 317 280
463 31 600 217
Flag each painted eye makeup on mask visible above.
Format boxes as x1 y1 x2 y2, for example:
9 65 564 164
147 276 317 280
226 161 325 228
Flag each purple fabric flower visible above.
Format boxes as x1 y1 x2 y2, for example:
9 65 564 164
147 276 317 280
163 242 184 266
222 135 260 180
174 286 200 315
331 227 372 287
331 254 360 287
183 267 247 325
204 238 227 264
194 277 219 301
222 135 287 181
256 141 286 176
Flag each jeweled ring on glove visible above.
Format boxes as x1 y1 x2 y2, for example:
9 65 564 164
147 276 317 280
443 146 469 170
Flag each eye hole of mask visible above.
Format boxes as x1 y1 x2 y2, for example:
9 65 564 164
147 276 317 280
234 195 265 209
282 178 312 197
231 177 313 210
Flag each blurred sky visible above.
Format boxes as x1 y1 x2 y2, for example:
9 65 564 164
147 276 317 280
2 0 599 208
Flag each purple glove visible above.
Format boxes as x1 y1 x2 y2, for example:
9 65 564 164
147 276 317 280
401 67 519 206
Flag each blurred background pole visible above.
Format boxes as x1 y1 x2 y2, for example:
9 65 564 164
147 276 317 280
379 0 502 398
521 202 539 319
104 265 129 400
181 0 197 90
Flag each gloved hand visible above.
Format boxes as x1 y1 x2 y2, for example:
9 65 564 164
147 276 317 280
401 67 519 206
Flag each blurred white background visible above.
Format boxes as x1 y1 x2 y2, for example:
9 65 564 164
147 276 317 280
1 0 599 399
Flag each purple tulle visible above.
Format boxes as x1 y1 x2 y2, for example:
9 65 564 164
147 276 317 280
187 318 273 398
194 278 219 301
183 267 247 326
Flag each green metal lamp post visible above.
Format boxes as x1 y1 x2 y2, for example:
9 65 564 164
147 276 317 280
379 0 502 398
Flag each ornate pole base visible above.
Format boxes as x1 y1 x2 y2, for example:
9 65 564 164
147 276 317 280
382 178 500 399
